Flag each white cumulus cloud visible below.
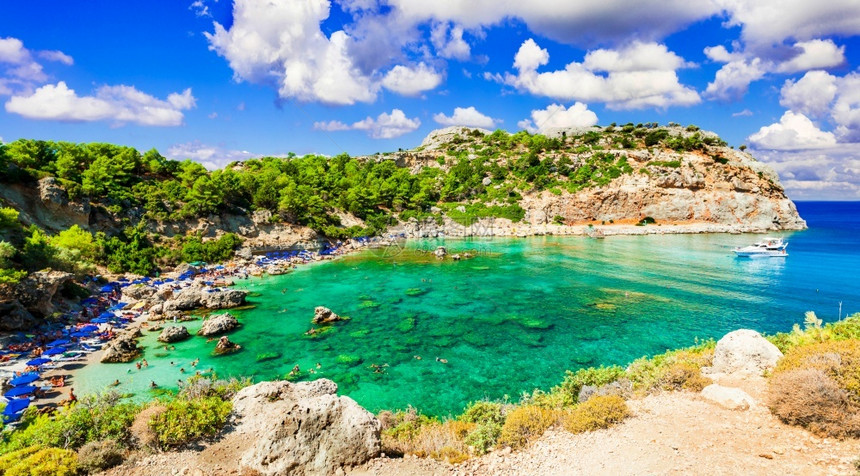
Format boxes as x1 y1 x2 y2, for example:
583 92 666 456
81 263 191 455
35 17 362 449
381 63 443 96
748 111 836 150
719 0 860 48
433 106 498 128
517 102 598 133
498 39 699 110
314 109 421 139
775 39 845 73
430 22 471 60
780 71 838 118
5 81 196 126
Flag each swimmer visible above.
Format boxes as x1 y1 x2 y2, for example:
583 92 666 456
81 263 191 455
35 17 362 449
170 361 174 366
142 359 148 368
180 368 185 373
316 362 321 369
150 381 158 388
414 355 422 360
435 357 448 364
136 362 142 370
110 379 120 387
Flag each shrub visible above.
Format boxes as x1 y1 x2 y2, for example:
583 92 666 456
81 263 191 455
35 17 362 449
774 339 860 398
380 407 437 456
411 420 475 463
562 395 630 433
148 397 232 448
627 343 714 394
459 401 505 426
77 439 125 473
178 375 251 400
0 447 78 476
768 368 860 438
554 366 626 405
498 405 558 449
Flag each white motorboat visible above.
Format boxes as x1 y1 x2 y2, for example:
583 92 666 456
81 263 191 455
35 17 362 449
733 237 788 257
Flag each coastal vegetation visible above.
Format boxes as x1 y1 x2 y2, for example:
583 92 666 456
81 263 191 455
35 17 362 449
0 314 857 472
0 123 735 283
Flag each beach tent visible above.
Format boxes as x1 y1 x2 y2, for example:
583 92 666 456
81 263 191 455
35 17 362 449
4 386 36 398
9 373 39 386
43 347 66 356
47 339 70 347
26 357 51 366
2 398 30 415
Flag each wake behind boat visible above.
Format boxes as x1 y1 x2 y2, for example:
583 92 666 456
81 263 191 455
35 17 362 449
733 237 788 257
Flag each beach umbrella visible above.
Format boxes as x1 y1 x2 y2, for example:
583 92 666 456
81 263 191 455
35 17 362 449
4 386 36 398
43 347 66 356
26 357 51 366
47 339 70 347
2 398 30 415
79 325 99 332
91 317 110 324
99 285 114 293
81 298 98 305
70 331 90 338
9 373 39 386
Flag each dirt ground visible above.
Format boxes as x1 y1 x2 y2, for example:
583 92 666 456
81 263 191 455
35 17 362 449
104 374 860 476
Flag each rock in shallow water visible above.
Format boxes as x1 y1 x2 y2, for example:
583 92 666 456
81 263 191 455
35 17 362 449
158 325 190 343
232 379 380 475
100 329 142 363
197 313 239 336
312 306 342 324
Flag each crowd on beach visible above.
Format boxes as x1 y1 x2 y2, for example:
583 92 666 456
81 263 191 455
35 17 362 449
0 238 374 426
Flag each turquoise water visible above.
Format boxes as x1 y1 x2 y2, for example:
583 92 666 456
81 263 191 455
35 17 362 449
75 202 860 416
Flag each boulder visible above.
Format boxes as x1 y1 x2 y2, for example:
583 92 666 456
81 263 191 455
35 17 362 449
174 263 198 276
214 335 241 354
434 246 447 259
312 306 342 324
101 330 142 363
158 326 190 343
199 288 247 309
121 284 156 304
701 384 756 411
197 313 239 336
162 285 247 311
711 329 783 375
0 301 38 331
232 379 380 475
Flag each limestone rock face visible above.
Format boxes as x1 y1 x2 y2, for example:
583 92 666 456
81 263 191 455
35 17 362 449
701 384 756 410
312 306 342 324
711 329 783 375
101 329 142 363
197 313 239 336
158 325 190 343
162 284 247 311
12 269 75 317
232 379 381 475
37 177 91 229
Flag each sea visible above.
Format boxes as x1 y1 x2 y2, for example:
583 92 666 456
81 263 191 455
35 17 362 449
75 201 860 416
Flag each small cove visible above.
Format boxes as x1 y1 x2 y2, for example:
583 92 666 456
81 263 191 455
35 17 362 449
75 202 860 416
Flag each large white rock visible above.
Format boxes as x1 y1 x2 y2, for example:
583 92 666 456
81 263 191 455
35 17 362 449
701 384 756 411
711 329 783 375
232 379 380 475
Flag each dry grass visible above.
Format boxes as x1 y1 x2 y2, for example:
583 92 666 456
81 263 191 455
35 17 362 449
562 395 630 434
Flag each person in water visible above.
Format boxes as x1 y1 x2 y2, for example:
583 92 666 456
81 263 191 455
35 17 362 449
150 381 158 388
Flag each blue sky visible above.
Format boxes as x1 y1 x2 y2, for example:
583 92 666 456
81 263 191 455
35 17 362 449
1 1 860 199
